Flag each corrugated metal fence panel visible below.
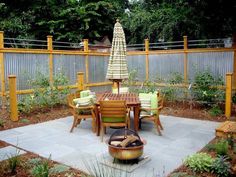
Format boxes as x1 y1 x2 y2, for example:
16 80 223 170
53 54 85 85
188 52 234 83
127 55 146 81
89 56 109 83
4 53 49 90
149 54 184 81
89 85 112 93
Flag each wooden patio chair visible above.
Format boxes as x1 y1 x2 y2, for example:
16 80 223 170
99 100 130 142
67 93 96 133
139 92 164 135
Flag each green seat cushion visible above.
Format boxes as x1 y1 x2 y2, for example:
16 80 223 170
101 117 125 123
139 92 158 114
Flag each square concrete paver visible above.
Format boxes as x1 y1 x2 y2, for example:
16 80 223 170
0 115 219 177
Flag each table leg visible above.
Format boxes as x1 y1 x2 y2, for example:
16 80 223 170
94 105 100 136
133 105 140 131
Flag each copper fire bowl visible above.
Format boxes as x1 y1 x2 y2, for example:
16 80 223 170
108 144 144 160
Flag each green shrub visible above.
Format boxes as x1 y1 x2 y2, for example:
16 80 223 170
208 104 223 117
193 69 224 105
184 153 214 173
49 164 70 174
31 160 49 177
27 158 42 166
18 72 69 113
206 139 229 156
7 150 21 174
214 139 229 156
0 119 5 127
211 156 231 177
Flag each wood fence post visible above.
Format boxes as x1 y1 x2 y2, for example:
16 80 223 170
0 31 6 108
47 35 53 86
84 39 89 89
183 36 188 84
145 39 149 80
225 73 233 118
8 75 18 121
77 72 84 91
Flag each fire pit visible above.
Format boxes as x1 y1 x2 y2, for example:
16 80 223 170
107 129 146 161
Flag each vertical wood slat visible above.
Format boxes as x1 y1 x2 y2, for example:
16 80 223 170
183 36 188 83
8 75 18 121
47 35 53 85
225 73 233 118
77 72 85 91
84 39 89 89
0 31 6 108
145 39 149 80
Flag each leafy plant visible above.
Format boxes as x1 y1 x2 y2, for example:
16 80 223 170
49 164 70 174
193 69 224 105
208 104 223 117
206 139 229 156
27 158 42 166
214 139 229 156
31 159 50 177
7 149 21 174
211 156 231 177
18 72 69 113
0 118 5 127
184 153 214 173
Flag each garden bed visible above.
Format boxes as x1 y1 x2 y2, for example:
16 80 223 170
0 101 228 131
168 137 236 177
0 140 85 177
0 105 71 131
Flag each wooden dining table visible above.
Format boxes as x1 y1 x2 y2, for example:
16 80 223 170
94 92 141 136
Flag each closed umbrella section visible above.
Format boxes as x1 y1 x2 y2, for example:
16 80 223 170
106 19 128 94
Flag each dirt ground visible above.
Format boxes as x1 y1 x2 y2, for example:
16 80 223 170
0 101 228 131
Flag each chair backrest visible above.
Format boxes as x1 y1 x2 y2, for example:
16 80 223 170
100 100 127 123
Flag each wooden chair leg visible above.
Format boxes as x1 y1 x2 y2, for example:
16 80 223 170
92 118 96 133
75 119 81 127
70 117 77 133
101 125 104 142
155 119 162 135
157 115 163 130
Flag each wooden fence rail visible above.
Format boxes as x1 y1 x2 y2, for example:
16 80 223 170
0 31 236 116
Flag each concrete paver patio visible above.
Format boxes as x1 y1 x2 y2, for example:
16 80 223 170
0 115 219 177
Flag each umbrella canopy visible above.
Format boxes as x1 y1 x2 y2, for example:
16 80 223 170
106 19 128 81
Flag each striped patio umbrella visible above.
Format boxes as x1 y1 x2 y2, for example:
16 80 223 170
106 19 128 94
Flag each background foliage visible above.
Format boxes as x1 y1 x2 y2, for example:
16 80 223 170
0 0 235 44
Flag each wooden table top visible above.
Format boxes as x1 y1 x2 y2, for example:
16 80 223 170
96 92 140 105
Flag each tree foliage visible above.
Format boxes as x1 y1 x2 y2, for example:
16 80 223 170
0 0 235 44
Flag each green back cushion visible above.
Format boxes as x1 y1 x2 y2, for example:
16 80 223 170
139 92 158 114
80 90 91 98
73 95 94 107
101 117 125 123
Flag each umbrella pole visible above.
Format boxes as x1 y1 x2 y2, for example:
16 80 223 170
117 81 120 95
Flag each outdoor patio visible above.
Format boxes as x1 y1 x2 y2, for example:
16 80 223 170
0 114 219 176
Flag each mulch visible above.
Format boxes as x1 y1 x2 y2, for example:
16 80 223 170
0 105 71 131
